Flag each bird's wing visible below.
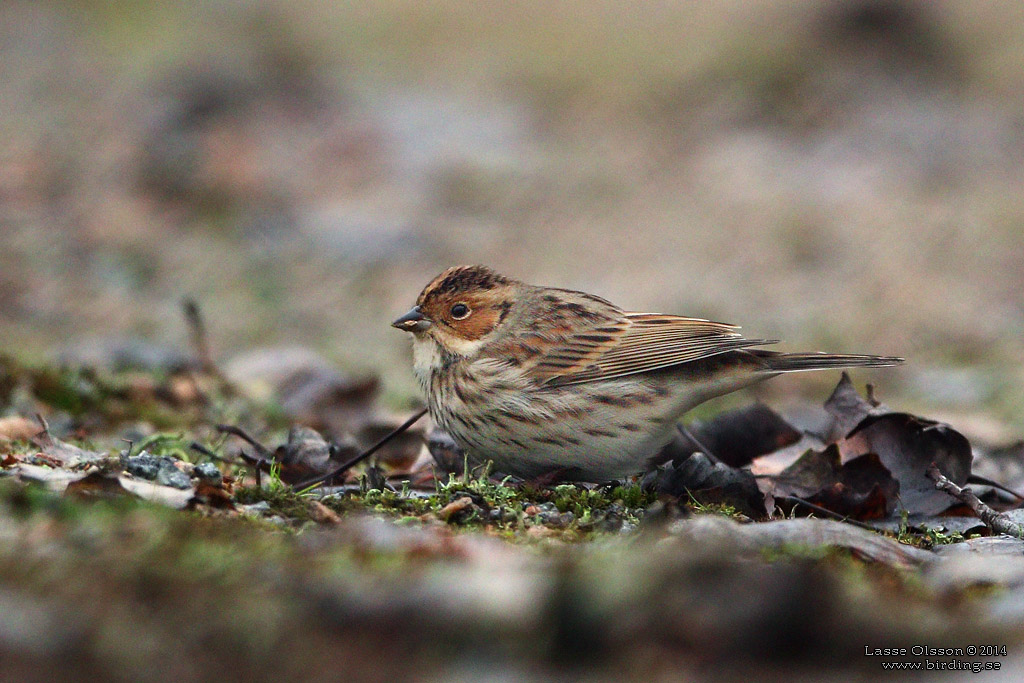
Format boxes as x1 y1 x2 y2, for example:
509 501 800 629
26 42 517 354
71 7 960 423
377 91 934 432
530 312 777 386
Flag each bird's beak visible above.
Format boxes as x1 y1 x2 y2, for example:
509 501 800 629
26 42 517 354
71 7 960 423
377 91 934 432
392 306 432 333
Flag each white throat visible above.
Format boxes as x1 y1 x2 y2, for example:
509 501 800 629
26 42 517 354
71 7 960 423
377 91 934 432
411 333 485 386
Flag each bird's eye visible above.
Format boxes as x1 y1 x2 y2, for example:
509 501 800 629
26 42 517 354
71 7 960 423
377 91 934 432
450 303 471 320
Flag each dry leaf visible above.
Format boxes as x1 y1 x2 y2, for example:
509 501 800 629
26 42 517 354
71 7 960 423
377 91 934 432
681 403 802 467
30 428 105 466
642 453 767 518
843 413 972 516
771 446 899 520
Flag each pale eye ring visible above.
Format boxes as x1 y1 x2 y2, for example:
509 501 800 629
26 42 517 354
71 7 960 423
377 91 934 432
450 303 471 320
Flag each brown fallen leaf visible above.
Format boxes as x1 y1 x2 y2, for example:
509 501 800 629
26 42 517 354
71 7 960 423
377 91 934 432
770 446 899 520
61 470 195 508
274 427 360 485
748 433 829 477
770 444 844 498
751 375 975 520
843 413 972 516
680 403 802 467
282 374 381 437
801 483 892 522
118 475 194 508
823 372 888 441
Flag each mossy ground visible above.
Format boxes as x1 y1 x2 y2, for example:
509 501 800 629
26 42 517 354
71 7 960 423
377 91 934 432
1 359 1019 680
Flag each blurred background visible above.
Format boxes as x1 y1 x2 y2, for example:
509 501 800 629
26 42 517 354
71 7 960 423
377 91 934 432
2 0 1022 435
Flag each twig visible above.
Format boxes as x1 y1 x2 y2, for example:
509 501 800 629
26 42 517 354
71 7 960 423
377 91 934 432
182 298 216 375
927 463 1024 539
34 413 50 435
295 407 428 490
216 424 272 459
967 473 1024 501
676 424 722 465
780 495 879 532
189 441 239 464
251 452 262 489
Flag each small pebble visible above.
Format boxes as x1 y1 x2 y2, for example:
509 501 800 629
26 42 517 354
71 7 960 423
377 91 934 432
193 462 222 483
157 467 192 490
125 453 161 480
239 501 271 517
126 453 192 489
538 511 575 528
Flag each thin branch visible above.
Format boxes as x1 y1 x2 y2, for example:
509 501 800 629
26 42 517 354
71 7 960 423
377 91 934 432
927 463 1024 539
34 412 50 435
966 473 1024 501
295 407 428 490
189 441 239 464
216 424 272 459
182 298 216 375
780 495 879 532
252 451 262 489
676 424 722 464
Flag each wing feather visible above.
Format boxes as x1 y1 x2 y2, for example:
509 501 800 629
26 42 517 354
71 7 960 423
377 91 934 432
534 312 777 386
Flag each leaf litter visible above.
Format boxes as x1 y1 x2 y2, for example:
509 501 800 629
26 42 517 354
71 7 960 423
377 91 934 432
0 339 1019 543
4 334 1024 679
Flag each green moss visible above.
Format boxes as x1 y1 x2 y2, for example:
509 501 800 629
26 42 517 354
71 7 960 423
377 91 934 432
289 473 657 543
234 483 315 524
683 492 743 520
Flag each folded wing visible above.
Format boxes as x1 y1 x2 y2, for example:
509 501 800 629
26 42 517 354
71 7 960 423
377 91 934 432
533 312 777 386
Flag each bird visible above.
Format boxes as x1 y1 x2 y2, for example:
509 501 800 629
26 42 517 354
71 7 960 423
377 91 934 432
392 265 902 482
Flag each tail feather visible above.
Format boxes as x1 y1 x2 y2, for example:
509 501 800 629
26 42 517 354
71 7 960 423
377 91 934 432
759 351 904 373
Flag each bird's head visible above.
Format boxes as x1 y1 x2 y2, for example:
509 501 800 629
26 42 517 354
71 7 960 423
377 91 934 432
392 265 518 357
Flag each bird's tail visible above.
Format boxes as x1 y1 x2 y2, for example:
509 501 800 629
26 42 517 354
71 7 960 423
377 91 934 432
758 351 904 373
